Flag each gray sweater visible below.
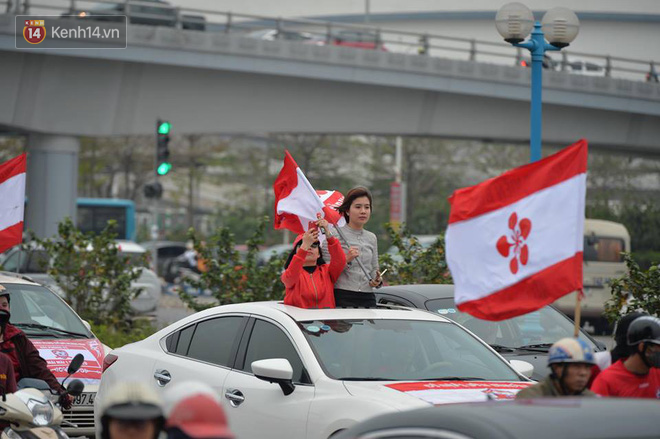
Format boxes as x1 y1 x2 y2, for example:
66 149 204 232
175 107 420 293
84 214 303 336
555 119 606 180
322 224 379 293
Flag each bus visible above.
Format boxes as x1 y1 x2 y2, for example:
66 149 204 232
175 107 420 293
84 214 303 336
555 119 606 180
553 219 631 334
76 198 136 241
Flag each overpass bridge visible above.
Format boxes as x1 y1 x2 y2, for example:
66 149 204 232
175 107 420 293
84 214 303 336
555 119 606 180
0 7 659 236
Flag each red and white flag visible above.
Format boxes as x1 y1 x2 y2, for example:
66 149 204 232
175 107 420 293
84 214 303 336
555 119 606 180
273 151 345 234
0 154 27 254
446 140 587 321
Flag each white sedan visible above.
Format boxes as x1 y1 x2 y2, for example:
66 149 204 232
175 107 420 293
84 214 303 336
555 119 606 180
95 303 533 439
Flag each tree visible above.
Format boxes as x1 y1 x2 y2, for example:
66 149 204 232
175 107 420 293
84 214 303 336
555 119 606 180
31 218 144 325
604 253 660 323
177 216 286 311
378 223 453 285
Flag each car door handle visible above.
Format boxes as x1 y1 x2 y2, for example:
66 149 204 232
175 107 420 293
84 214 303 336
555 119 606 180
153 369 171 387
224 389 245 407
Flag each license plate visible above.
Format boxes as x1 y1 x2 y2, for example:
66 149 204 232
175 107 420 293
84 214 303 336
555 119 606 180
74 392 95 406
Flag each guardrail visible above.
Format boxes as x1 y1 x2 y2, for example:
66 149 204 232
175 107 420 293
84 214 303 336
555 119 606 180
4 0 659 82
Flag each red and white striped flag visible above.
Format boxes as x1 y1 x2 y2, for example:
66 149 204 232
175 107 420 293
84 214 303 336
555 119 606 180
273 151 345 234
446 140 587 321
0 154 27 254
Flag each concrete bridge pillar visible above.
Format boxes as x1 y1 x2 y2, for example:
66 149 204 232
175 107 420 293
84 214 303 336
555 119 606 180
26 134 79 238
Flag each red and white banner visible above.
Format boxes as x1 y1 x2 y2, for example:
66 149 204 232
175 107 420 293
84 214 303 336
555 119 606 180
446 140 587 321
0 154 26 254
32 339 105 385
386 381 532 405
273 151 345 234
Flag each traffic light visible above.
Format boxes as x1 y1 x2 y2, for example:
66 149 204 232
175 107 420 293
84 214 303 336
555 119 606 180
156 119 171 176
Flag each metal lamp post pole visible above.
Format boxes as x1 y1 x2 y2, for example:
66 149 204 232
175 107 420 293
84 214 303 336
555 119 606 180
513 22 559 163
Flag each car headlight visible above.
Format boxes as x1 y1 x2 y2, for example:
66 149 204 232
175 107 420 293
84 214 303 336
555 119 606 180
26 398 54 426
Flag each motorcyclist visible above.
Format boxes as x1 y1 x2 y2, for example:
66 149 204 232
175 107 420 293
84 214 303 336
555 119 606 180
163 381 234 439
0 310 16 396
0 288 71 408
591 315 660 398
589 311 647 387
516 337 596 398
99 382 165 439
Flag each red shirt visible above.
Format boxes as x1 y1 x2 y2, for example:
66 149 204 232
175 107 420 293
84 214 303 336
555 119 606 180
0 329 22 383
281 237 346 309
0 353 16 394
591 359 660 399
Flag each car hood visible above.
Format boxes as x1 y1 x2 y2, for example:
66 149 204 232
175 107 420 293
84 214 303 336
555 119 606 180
32 338 106 388
343 380 533 406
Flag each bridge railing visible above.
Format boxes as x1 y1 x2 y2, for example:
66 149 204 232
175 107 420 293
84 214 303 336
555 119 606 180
4 0 659 82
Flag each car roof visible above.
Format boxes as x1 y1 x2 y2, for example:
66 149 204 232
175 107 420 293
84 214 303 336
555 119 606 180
115 240 147 253
0 272 40 286
139 241 186 249
379 284 454 301
341 398 660 439
185 301 451 324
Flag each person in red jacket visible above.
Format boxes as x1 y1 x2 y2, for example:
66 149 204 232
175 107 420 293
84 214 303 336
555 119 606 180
281 217 346 309
591 315 660 399
0 289 71 408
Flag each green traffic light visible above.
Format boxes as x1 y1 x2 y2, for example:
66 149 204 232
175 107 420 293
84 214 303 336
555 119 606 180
157 162 172 175
158 121 171 135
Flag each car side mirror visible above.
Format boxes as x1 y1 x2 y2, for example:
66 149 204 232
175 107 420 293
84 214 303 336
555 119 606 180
251 358 295 395
510 360 534 378
82 320 91 331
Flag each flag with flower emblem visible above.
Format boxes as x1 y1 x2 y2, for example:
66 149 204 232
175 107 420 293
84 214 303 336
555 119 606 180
273 151 346 234
445 140 587 321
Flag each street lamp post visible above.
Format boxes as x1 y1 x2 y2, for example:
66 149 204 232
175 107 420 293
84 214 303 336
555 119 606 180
496 3 580 162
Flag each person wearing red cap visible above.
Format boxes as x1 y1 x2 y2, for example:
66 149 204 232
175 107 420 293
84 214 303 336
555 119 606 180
281 217 346 309
163 381 234 439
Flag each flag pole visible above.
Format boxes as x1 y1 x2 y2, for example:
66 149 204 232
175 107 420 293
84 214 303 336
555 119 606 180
296 169 373 282
573 290 582 337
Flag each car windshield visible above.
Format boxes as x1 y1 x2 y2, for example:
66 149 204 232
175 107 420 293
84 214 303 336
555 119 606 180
425 299 597 351
299 319 521 381
2 284 91 338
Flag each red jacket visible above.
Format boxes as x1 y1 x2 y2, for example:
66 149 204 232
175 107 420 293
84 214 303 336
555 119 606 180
282 237 346 309
1 324 64 392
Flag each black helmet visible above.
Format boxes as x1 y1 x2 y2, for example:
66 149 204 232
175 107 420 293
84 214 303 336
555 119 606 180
627 316 660 346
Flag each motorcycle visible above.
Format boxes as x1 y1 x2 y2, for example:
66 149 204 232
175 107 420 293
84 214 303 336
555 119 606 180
0 353 85 439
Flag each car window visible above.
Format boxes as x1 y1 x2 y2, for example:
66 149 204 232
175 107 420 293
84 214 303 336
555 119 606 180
186 317 244 367
0 250 28 272
426 298 597 350
301 319 520 381
1 284 90 336
242 319 308 384
158 246 186 258
27 250 49 273
583 236 624 262
172 324 195 356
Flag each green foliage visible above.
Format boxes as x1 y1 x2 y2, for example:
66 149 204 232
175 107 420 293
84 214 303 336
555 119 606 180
90 319 157 349
177 216 286 311
604 252 660 323
31 218 144 325
378 223 452 285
